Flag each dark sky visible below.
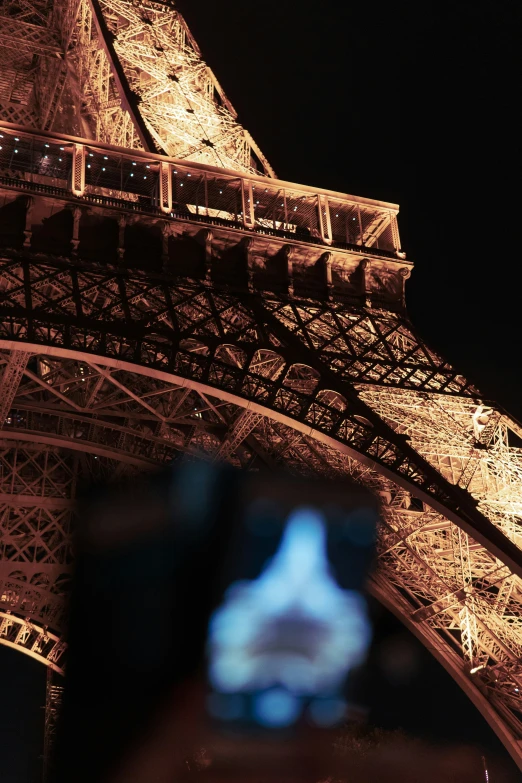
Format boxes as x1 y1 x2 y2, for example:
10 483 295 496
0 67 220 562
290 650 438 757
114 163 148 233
0 646 45 782
178 0 522 419
175 0 521 776
1 0 522 780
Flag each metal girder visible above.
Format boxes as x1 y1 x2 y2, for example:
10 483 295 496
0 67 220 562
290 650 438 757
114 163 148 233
1 348 522 767
0 261 511 565
0 255 472 396
83 0 156 152
370 576 522 766
0 493 72 509
0 610 65 671
0 438 73 633
0 121 401 260
0 0 74 129
214 410 263 461
43 669 64 783
0 18 63 57
0 0 522 766
0 351 29 426
0 339 520 756
90 0 274 172
0 0 273 171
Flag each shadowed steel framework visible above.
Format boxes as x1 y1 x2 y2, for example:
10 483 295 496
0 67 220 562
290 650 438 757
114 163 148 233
1 0 522 774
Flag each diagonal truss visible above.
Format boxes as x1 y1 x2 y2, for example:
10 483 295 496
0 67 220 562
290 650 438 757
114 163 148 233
0 263 513 564
0 609 66 670
43 668 64 782
0 0 274 174
1 0 522 769
0 0 79 130
0 350 29 424
2 338 522 757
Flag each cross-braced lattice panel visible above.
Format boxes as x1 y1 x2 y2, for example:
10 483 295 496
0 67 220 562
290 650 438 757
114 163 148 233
357 387 522 551
0 445 74 557
2 343 522 748
0 0 41 126
0 442 75 502
254 424 522 737
69 0 141 150
0 443 75 629
0 0 77 129
0 52 36 125
88 0 270 173
0 611 66 670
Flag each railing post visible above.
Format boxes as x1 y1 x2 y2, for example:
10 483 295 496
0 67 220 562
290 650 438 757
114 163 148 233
159 162 172 214
390 211 401 251
23 196 34 248
318 194 332 244
117 215 126 264
43 668 64 783
284 245 294 297
399 266 411 309
357 204 364 246
29 136 35 183
244 237 255 291
71 144 86 197
71 207 81 256
161 222 171 270
360 258 371 306
204 229 213 281
321 251 333 299
241 179 255 228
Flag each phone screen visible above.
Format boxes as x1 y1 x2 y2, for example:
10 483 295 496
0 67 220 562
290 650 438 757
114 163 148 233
204 473 377 733
54 463 378 782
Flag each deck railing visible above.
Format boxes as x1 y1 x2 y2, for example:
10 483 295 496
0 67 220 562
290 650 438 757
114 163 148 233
0 122 402 258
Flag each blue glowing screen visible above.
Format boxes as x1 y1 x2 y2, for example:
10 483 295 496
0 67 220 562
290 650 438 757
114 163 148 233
207 507 372 727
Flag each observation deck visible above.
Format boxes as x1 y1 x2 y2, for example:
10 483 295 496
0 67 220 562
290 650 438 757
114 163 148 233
0 121 410 310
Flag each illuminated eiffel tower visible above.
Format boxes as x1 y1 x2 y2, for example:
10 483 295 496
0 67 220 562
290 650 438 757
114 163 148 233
1 0 522 774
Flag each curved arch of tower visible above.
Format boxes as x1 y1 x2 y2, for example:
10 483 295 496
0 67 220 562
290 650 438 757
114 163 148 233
1 0 522 773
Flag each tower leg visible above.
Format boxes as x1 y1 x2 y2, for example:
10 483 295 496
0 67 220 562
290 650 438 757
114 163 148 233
43 668 64 783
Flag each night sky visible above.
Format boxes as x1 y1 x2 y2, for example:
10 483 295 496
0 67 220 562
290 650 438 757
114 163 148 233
1 0 521 780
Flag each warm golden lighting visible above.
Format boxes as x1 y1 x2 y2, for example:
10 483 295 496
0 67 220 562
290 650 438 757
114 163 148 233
0 0 522 776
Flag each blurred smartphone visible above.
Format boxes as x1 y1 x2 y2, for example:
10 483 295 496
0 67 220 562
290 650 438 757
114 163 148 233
54 462 378 782
205 471 377 733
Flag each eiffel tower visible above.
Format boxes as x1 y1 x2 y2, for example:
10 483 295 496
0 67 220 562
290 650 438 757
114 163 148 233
1 0 522 774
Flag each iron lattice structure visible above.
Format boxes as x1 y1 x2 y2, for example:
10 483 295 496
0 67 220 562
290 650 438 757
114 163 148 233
1 0 522 774
0 0 273 174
